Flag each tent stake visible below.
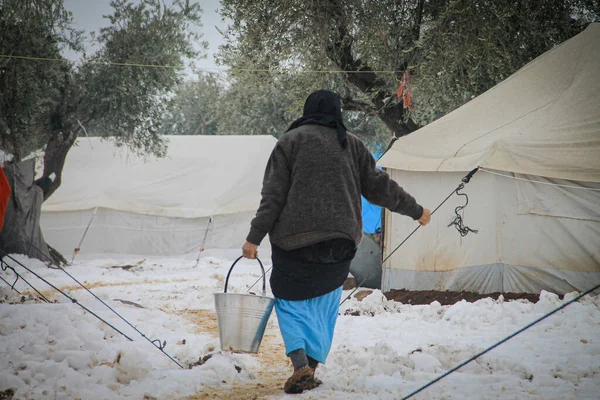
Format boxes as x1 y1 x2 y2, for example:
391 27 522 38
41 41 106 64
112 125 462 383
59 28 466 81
194 216 213 267
71 207 98 264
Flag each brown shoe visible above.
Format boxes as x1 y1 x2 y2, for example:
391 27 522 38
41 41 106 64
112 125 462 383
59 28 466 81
307 363 323 389
302 375 323 391
283 366 316 394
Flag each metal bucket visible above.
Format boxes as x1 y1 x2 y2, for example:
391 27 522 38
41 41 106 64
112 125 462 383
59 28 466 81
214 256 275 353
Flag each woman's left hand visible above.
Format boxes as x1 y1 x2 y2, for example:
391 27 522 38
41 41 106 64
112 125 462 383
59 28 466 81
242 241 259 259
418 208 431 226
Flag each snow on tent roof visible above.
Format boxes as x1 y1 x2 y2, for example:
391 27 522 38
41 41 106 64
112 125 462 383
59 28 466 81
42 135 278 218
378 23 600 183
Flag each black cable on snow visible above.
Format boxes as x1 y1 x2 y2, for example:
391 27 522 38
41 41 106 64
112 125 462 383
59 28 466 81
401 282 600 399
3 226 184 368
1 252 133 342
1 257 49 302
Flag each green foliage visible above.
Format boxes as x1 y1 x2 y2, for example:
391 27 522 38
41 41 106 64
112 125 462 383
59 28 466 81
218 0 598 138
162 73 222 136
344 111 392 155
412 0 598 125
160 70 390 154
0 0 206 161
216 71 314 137
219 0 423 74
0 0 82 160
160 71 302 137
76 0 206 157
217 0 444 139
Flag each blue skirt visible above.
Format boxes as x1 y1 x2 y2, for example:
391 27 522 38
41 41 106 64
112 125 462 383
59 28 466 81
275 286 343 364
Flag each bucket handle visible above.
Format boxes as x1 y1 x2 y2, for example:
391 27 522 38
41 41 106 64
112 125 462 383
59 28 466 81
223 256 267 297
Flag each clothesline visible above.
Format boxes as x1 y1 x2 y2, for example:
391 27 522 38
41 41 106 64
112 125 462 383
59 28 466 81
0 54 402 74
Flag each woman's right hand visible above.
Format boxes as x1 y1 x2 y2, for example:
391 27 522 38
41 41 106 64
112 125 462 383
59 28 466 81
242 241 259 259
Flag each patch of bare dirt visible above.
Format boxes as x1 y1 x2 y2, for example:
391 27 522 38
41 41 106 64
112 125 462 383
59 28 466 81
180 309 291 400
58 277 191 292
178 309 220 338
384 289 547 306
31 277 193 301
353 290 373 301
0 389 14 400
343 277 356 290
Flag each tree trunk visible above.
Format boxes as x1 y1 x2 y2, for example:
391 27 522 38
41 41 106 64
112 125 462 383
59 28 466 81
48 244 69 267
40 128 78 201
0 159 52 264
323 0 423 138
9 120 80 266
34 126 79 265
374 94 420 138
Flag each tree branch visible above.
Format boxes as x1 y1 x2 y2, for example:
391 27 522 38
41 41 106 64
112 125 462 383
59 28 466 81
413 0 426 43
39 118 80 201
323 0 418 137
341 97 377 114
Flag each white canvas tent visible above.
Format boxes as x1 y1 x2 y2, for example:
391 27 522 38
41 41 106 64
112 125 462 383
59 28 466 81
41 135 277 256
378 23 600 294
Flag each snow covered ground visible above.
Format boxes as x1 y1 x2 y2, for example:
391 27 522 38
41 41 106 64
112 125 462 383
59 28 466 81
1 250 599 399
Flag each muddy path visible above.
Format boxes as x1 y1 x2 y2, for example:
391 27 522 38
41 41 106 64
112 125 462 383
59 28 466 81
33 277 193 301
180 309 291 400
20 278 292 399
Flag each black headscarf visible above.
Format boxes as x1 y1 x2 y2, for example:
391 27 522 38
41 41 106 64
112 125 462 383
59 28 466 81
286 90 348 148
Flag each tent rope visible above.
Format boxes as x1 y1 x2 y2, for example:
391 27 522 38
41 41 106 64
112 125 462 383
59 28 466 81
479 168 600 191
247 265 272 294
340 168 480 306
400 281 600 400
447 185 478 237
0 274 21 295
0 53 406 74
3 226 185 368
1 258 49 302
1 251 133 342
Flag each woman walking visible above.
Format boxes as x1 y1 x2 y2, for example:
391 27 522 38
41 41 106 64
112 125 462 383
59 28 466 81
242 90 430 394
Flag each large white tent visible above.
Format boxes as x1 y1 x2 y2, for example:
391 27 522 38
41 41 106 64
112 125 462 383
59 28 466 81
378 23 600 294
41 135 277 256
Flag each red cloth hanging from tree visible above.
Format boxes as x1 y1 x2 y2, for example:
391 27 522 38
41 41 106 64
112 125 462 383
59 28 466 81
0 166 10 232
396 71 413 110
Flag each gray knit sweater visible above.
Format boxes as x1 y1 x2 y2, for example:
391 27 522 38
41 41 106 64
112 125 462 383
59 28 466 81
246 125 423 248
